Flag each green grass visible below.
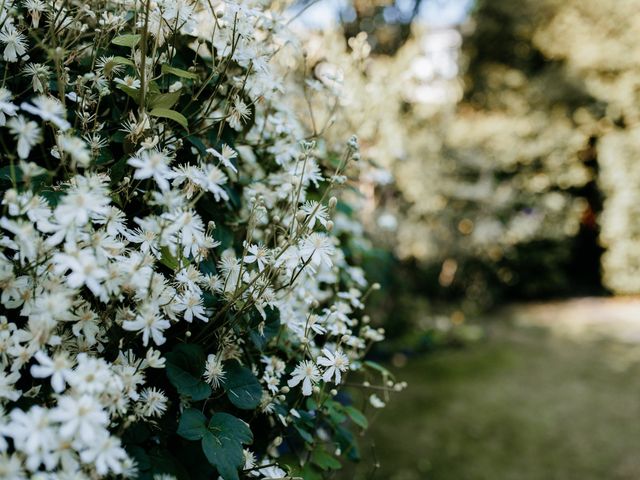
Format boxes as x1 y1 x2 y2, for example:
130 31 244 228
343 322 640 480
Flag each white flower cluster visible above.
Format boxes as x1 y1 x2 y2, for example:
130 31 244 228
0 0 399 479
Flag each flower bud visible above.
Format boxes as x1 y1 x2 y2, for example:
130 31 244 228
326 220 334 232
328 196 338 208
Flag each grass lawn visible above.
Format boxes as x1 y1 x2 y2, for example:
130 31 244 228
342 311 640 480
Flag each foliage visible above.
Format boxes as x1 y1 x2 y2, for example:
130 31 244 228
0 1 403 478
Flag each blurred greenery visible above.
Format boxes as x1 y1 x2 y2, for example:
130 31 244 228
343 316 640 479
299 1 640 477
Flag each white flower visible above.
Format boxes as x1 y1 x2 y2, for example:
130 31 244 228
139 387 168 417
256 461 287 479
175 292 208 322
7 115 41 159
24 0 46 28
0 369 21 401
369 394 386 409
114 75 141 89
145 348 166 368
287 360 320 396
227 95 251 130
22 63 50 93
50 394 108 445
0 24 27 62
79 432 128 475
317 348 349 384
203 353 225 389
21 95 71 131
5 407 56 471
128 149 173 191
0 88 18 125
300 233 335 268
301 200 329 229
30 351 73 393
201 163 229 201
207 144 238 173
0 453 25 480
59 135 91 167
66 354 113 395
122 307 171 346
52 249 108 298
244 243 269 272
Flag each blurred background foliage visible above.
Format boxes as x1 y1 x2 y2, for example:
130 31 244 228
288 3 640 476
290 0 640 353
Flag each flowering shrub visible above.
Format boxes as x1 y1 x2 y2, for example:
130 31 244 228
0 1 403 478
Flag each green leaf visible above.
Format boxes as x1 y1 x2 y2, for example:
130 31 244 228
112 34 141 47
166 344 211 401
148 91 181 110
201 413 252 480
159 246 180 271
223 362 262 410
177 409 208 441
149 108 189 130
294 424 314 444
116 83 140 104
162 64 199 80
208 413 253 444
363 360 394 379
311 447 342 471
325 401 347 424
112 55 135 66
344 406 368 429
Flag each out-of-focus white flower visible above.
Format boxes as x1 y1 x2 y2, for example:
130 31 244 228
7 115 41 158
21 96 70 131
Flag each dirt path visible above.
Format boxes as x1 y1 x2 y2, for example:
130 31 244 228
344 298 640 480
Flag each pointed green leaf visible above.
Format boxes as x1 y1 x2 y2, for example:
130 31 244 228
344 406 368 429
201 413 252 480
223 362 262 410
161 64 199 80
149 108 188 130
112 34 141 47
311 447 341 471
363 360 394 379
116 83 140 104
148 91 182 110
166 344 211 401
208 413 253 444
112 55 135 66
177 408 208 441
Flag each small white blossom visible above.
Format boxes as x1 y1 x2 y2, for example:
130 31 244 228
21 96 71 131
287 360 320 396
317 348 349 384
